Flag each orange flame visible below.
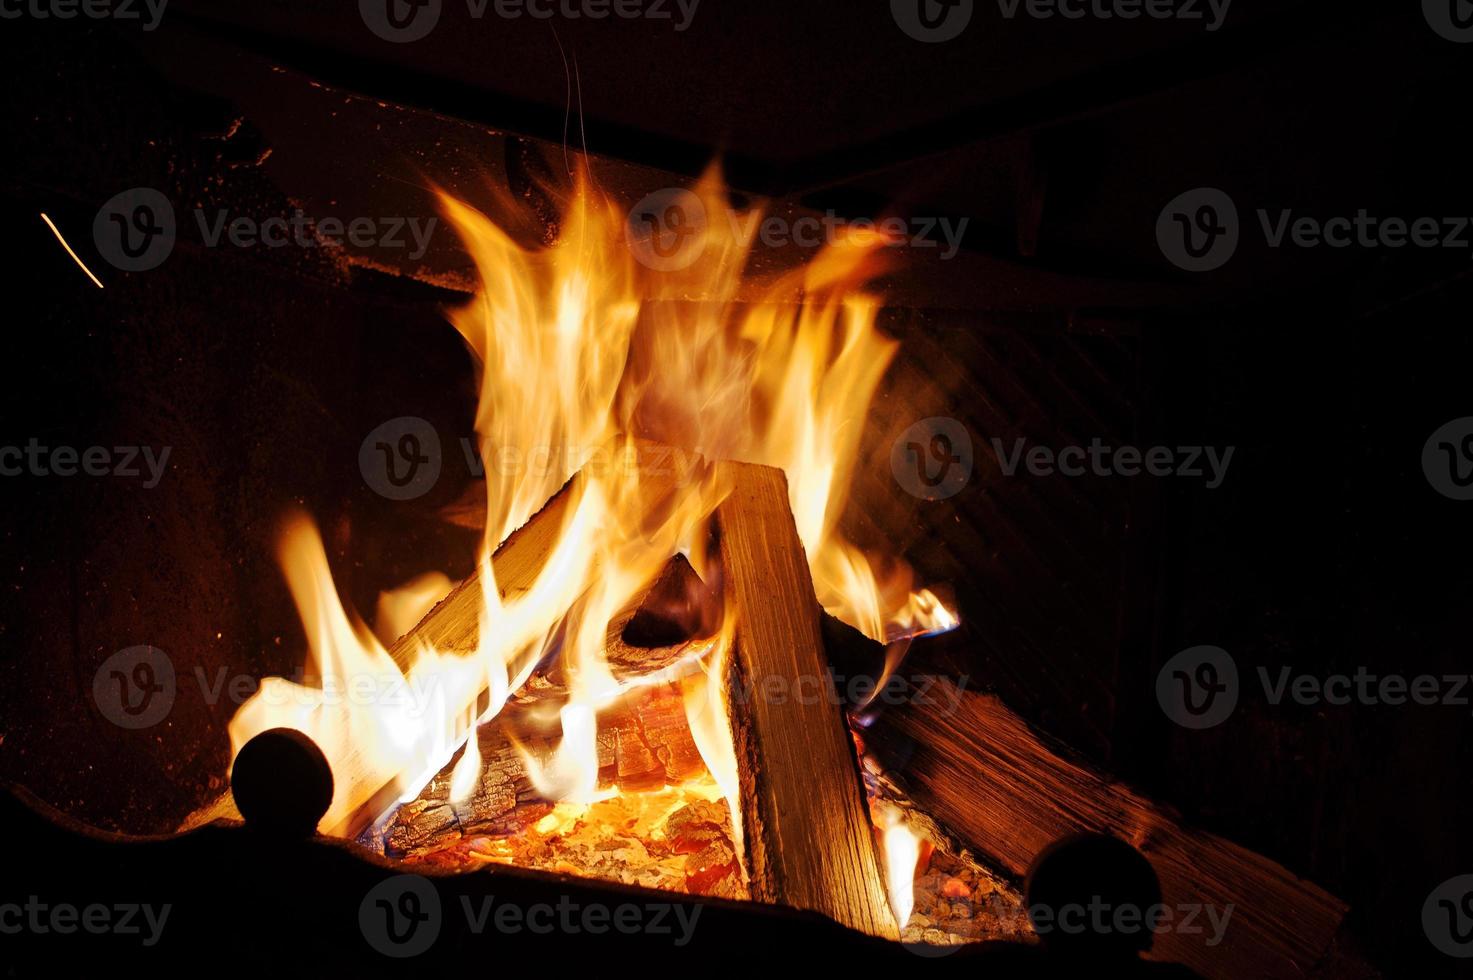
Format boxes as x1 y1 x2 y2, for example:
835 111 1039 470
228 161 955 837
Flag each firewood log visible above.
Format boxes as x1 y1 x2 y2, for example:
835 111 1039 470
862 681 1350 978
714 459 898 940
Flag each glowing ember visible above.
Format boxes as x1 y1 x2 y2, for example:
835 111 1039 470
404 775 745 899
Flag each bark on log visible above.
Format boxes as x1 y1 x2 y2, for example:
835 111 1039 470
715 459 898 940
863 681 1349 978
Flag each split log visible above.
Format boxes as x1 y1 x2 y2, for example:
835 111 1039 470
715 460 898 940
863 681 1349 978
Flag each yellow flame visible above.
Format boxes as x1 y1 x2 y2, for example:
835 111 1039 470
228 161 956 837
374 571 454 647
879 808 922 929
448 716 482 807
680 609 742 852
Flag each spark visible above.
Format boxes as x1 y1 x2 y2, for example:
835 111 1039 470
40 213 104 289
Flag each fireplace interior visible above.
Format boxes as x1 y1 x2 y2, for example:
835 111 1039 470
1 4 1470 977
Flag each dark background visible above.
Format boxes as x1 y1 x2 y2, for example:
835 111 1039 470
0 1 1469 974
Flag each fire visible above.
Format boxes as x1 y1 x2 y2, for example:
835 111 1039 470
878 808 923 929
227 162 955 864
373 571 454 647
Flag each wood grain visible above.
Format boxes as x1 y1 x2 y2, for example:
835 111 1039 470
864 681 1349 978
716 459 898 939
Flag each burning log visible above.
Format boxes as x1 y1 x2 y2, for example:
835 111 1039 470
276 444 697 839
202 490 577 839
862 681 1350 978
217 448 896 941
374 459 899 939
215 467 639 839
315 480 581 839
379 681 709 856
714 460 899 940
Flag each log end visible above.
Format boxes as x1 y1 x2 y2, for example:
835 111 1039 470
230 728 334 838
